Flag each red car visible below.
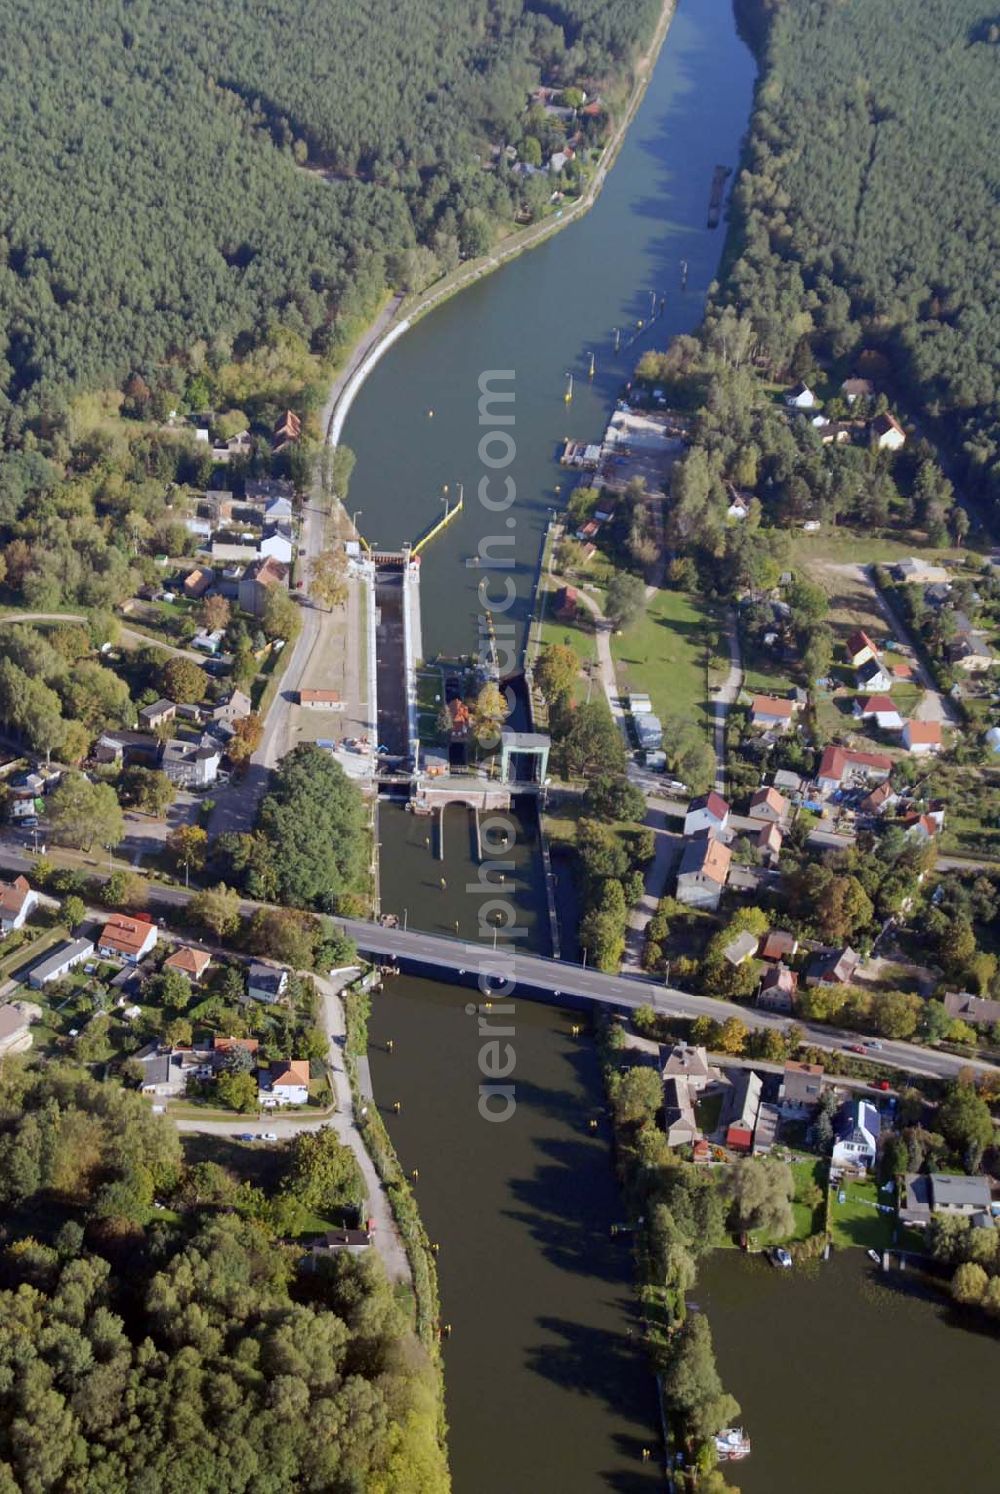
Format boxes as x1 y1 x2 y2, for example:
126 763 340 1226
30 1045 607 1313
846 1043 866 1055
876 1079 891 1092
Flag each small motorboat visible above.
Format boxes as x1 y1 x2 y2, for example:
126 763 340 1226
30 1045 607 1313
715 1428 751 1462
769 1247 793 1269
867 1248 882 1265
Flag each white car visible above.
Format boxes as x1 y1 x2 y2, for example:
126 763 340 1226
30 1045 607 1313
260 1131 279 1142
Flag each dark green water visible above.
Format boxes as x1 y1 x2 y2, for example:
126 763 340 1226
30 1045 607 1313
369 975 660 1493
698 1250 1000 1493
343 0 757 658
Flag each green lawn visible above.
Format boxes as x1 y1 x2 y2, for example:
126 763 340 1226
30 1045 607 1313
828 1175 896 1251
611 587 716 734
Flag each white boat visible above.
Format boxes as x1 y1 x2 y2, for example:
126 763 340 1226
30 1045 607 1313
867 1248 882 1265
770 1247 793 1269
715 1428 751 1462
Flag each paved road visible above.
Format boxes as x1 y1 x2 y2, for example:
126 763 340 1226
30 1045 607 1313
2 842 995 1083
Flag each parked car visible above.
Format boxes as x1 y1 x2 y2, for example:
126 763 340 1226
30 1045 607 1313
261 1131 279 1142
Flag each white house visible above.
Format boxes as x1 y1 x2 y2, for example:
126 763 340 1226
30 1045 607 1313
855 658 893 693
263 495 294 524
259 1059 310 1107
0 876 38 936
816 745 892 796
246 962 289 1005
28 938 94 989
901 720 942 755
192 628 225 655
832 1098 880 1169
872 412 906 451
683 791 730 837
97 915 158 964
160 738 220 788
259 525 294 565
675 831 731 911
749 695 796 732
785 382 816 409
852 694 904 732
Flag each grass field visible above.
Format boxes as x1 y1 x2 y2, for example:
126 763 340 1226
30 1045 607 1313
828 1175 896 1251
611 587 717 734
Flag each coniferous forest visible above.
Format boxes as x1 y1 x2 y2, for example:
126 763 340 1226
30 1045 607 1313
730 0 1000 500
0 0 659 443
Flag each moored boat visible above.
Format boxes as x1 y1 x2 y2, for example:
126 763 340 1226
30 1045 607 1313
715 1427 751 1461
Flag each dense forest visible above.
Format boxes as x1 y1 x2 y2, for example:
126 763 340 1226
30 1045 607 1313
0 0 660 444
730 0 1000 501
0 1063 447 1491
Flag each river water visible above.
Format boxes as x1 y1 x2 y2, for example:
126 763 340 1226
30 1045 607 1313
347 1 992 1489
343 0 757 659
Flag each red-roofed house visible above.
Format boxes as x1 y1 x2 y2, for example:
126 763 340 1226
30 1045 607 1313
676 831 731 911
759 930 798 963
0 876 37 936
902 720 942 755
860 780 898 816
747 786 788 824
750 695 796 731
904 813 939 843
817 746 892 796
758 963 797 1012
260 1059 311 1107
852 695 904 731
239 557 290 618
845 630 879 667
757 822 783 865
684 791 730 837
554 586 579 621
164 946 212 982
98 914 158 964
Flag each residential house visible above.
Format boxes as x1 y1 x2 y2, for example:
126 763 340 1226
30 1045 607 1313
676 831 731 911
773 769 803 797
136 1050 177 1097
832 1098 880 1169
856 657 893 692
942 991 1000 1029
721 1071 763 1153
749 695 796 732
785 382 817 409
94 730 160 767
748 786 788 824
872 412 906 451
273 409 302 451
841 377 874 404
860 780 899 816
894 557 950 586
946 619 995 673
758 962 797 1013
239 557 289 619
138 699 177 732
901 1173 993 1228
756 821 783 866
661 1042 719 1095
246 962 289 1006
816 745 892 796
684 791 730 837
264 494 294 524
306 1229 373 1263
662 1076 701 1147
853 695 904 732
901 720 942 755
164 946 212 983
211 690 252 727
297 689 343 709
904 813 940 844
182 567 213 599
845 629 879 668
28 938 94 989
259 524 294 565
0 876 38 935
759 929 798 963
0 1004 33 1057
260 1059 311 1108
211 429 252 463
779 1060 824 1116
160 737 220 788
97 915 158 964
806 946 859 987
723 930 760 965
752 1103 780 1155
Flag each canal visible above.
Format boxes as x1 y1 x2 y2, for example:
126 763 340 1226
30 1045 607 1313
343 0 758 658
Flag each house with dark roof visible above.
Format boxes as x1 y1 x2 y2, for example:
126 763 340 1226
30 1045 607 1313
246 962 289 1006
683 791 730 837
901 1173 992 1227
721 1071 762 1153
660 1042 719 1094
138 699 177 731
832 1098 880 1169
845 629 878 668
872 412 906 450
806 946 859 988
779 1061 823 1116
855 657 893 692
27 938 94 989
943 991 1000 1029
662 1076 700 1147
758 963 797 1013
